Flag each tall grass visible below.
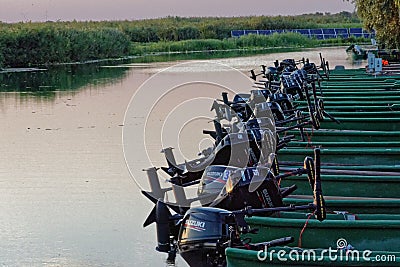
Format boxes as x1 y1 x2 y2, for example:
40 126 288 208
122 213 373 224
0 26 130 67
235 32 316 48
131 33 347 55
132 39 237 54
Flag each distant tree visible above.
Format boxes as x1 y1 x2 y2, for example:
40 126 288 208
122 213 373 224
348 0 400 48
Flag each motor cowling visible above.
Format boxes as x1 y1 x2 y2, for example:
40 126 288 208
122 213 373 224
177 207 235 267
218 167 283 211
255 101 285 122
197 165 284 212
268 93 294 112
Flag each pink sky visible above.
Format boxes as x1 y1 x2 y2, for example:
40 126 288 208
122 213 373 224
1 0 356 22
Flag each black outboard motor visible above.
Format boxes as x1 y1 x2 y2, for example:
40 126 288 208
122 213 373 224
268 93 294 112
282 65 297 74
255 101 285 122
249 89 269 105
303 62 318 74
197 165 284 211
281 75 303 100
278 58 297 73
177 207 236 267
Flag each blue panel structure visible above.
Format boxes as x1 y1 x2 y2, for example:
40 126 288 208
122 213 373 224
244 30 258 35
335 28 348 34
362 29 376 39
324 34 336 39
310 28 323 35
352 33 363 38
295 29 310 35
231 30 244 37
309 29 323 39
322 28 335 35
258 30 272 35
349 28 363 34
294 29 310 37
337 33 349 38
230 27 370 39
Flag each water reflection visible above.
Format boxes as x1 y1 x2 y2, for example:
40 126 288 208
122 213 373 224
0 46 365 97
0 63 130 96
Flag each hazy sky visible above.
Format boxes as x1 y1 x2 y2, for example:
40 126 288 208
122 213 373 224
1 0 356 23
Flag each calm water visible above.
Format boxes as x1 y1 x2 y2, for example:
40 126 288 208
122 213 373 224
0 47 362 266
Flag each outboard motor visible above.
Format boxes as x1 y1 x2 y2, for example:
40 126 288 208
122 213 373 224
249 89 269 105
268 93 294 112
255 101 285 122
303 62 318 74
279 59 297 72
282 65 297 74
281 75 303 100
197 165 284 211
177 207 236 267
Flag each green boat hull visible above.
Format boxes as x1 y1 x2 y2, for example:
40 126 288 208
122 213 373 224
327 76 400 81
226 247 400 266
327 111 400 118
273 211 400 220
280 175 400 198
320 117 400 131
277 147 400 165
320 95 400 101
280 164 400 174
320 84 400 90
283 196 400 214
245 212 400 250
322 105 400 112
321 90 400 97
298 100 400 106
286 129 400 142
321 78 400 85
288 141 400 148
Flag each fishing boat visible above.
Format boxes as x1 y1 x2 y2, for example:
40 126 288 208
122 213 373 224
287 141 400 148
346 44 368 60
280 174 400 198
280 163 399 173
286 129 400 142
321 90 400 97
321 82 400 89
245 211 400 250
277 147 400 165
326 111 400 118
298 99 400 107
283 195 400 214
310 105 399 112
321 76 400 82
320 95 400 102
317 117 400 131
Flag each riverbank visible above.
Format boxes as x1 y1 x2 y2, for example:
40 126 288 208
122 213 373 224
130 33 369 55
0 34 368 70
0 14 364 68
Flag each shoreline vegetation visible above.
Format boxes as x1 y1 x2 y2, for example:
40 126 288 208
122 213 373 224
0 12 367 68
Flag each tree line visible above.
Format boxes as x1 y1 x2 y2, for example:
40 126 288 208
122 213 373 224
349 0 400 48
